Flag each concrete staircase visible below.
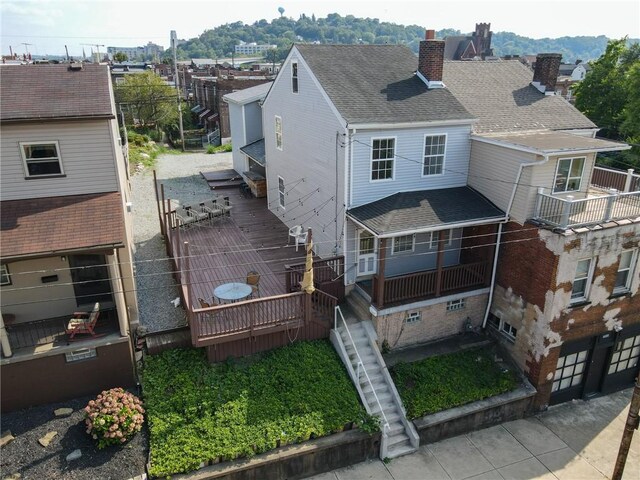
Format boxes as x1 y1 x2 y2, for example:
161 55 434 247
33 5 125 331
331 307 419 460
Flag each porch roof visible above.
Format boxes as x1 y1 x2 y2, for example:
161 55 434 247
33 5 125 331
347 187 505 237
0 192 125 259
240 138 265 166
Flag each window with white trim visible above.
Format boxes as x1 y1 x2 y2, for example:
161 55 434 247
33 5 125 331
500 320 518 340
275 116 283 150
371 138 395 181
487 311 501 329
446 299 465 311
554 157 585 193
278 176 285 208
20 142 64 177
423 134 446 176
65 348 97 363
429 229 452 249
608 335 640 374
614 250 637 293
291 61 298 93
0 264 11 286
571 258 593 303
552 350 588 392
405 311 421 324
392 234 414 254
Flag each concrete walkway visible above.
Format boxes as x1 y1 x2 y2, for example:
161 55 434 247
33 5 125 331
307 389 639 480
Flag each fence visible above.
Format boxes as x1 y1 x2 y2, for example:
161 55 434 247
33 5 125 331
592 166 639 193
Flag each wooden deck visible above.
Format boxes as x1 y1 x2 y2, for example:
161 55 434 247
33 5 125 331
200 169 244 190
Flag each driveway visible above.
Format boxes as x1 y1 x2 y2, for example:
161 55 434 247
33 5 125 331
307 388 639 480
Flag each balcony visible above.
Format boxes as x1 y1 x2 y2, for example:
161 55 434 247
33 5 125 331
534 167 640 230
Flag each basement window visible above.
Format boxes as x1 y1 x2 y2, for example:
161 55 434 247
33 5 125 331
405 311 421 324
65 348 97 363
446 298 466 311
500 321 518 341
0 264 11 286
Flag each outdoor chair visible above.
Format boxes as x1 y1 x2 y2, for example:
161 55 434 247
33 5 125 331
288 225 308 251
219 197 232 219
65 302 100 340
175 207 197 229
246 271 261 298
201 199 223 224
186 205 209 225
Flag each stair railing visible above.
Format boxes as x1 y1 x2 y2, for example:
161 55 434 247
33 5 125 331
335 306 390 451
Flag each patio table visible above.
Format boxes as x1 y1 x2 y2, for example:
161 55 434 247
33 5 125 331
213 282 253 303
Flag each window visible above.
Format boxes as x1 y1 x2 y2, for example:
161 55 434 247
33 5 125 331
371 138 395 181
423 134 446 176
552 350 588 392
430 229 452 249
487 311 501 329
447 299 466 311
275 116 283 150
406 311 421 324
65 348 97 363
608 335 640 374
392 234 414 254
571 258 593 303
500 321 518 340
614 250 637 293
291 62 298 93
20 142 64 177
278 176 285 208
0 264 11 286
554 157 585 193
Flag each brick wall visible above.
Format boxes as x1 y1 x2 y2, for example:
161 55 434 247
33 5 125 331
533 53 562 91
418 40 445 82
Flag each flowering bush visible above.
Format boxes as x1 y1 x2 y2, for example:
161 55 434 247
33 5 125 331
84 388 145 448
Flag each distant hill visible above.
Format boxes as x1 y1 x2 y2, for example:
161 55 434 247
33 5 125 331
173 13 638 64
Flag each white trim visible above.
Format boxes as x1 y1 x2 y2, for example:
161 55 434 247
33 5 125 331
376 216 505 239
274 115 283 151
471 134 631 155
349 118 476 130
277 175 286 209
416 70 446 89
570 257 595 304
371 288 490 316
429 229 453 249
19 141 64 178
369 136 397 183
421 133 447 177
446 298 466 311
0 264 10 286
614 249 638 293
391 234 415 255
553 156 586 194
291 60 299 94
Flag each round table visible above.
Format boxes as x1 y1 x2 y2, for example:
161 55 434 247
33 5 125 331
213 282 253 303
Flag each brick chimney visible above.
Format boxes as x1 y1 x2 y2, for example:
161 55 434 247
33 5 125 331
532 53 562 94
418 29 445 89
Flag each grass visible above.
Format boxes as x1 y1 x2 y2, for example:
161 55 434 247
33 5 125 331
142 341 369 477
390 347 518 419
206 143 232 154
127 130 182 171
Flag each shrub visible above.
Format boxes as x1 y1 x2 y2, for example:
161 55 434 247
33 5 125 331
206 143 232 154
84 388 145 448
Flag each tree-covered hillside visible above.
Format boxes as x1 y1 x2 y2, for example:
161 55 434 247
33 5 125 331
172 13 637 64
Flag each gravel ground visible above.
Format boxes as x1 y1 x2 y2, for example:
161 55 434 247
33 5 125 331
131 151 233 332
0 394 147 480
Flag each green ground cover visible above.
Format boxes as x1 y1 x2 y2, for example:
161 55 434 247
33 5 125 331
390 347 518 419
142 341 368 477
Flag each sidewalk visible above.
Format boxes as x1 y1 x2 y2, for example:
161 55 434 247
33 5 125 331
307 388 639 480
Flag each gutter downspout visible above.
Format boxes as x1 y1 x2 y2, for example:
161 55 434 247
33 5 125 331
482 154 550 328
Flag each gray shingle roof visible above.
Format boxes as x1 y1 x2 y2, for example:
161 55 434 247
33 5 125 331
0 64 114 122
240 138 266 165
442 60 597 133
347 187 505 236
223 82 271 104
295 44 473 125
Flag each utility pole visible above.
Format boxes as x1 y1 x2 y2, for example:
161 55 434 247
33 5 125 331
81 44 105 63
171 30 185 151
612 378 640 480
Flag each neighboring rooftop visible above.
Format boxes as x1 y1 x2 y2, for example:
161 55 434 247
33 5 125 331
223 82 272 105
240 139 266 166
0 64 114 122
347 187 504 236
294 44 473 125
474 131 630 154
443 60 597 133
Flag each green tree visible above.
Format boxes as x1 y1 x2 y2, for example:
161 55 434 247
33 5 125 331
115 71 178 130
113 52 128 62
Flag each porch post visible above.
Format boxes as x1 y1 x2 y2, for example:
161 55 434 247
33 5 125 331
0 312 13 358
624 168 634 193
376 238 387 310
107 249 129 336
435 231 445 297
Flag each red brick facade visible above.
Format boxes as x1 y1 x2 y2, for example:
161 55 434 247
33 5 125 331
533 53 562 92
418 39 445 83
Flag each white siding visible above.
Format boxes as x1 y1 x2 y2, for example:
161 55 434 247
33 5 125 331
262 47 346 257
1 121 119 200
228 103 247 174
245 101 263 144
350 124 472 207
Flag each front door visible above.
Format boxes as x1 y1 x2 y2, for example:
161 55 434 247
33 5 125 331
68 254 113 307
357 230 377 276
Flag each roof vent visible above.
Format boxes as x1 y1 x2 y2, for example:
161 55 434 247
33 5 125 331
68 63 83 71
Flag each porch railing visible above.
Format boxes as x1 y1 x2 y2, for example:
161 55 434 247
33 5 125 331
534 188 640 229
285 255 345 301
592 166 639 193
372 260 490 309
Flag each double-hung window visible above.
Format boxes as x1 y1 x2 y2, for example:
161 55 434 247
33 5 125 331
392 234 414 254
571 258 594 303
423 134 446 176
20 142 64 177
371 138 395 181
275 116 283 150
554 157 585 193
614 250 637 293
291 62 298 93
430 229 452 249
278 176 285 208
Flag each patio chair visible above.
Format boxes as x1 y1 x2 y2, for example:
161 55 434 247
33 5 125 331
219 197 232 219
246 271 261 298
201 199 223 224
187 205 209 225
175 207 197 229
288 225 308 251
65 302 100 340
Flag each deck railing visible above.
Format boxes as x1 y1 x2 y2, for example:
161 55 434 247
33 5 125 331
285 255 345 301
592 166 639 193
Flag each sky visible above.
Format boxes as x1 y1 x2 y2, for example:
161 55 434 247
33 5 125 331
1 0 639 57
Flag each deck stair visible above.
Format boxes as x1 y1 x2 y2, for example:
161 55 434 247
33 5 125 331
331 306 419 460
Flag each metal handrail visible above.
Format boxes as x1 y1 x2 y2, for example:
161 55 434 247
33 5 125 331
335 306 390 435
